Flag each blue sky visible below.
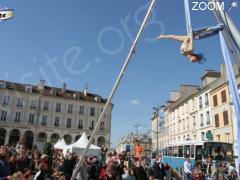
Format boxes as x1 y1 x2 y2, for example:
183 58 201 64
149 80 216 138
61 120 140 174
0 0 239 147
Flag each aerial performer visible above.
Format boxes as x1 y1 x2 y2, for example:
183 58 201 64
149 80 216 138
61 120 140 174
157 24 224 63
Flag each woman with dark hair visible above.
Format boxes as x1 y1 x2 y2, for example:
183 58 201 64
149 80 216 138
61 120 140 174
157 24 224 63
192 161 203 180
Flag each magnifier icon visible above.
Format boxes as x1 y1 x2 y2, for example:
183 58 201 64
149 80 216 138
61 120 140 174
228 1 238 11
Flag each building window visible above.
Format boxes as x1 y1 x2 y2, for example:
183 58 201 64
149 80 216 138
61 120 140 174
206 111 210 125
67 118 71 128
56 103 61 112
25 86 32 93
205 93 209 106
192 99 195 110
15 112 21 122
182 119 185 131
223 111 229 125
0 82 6 89
186 117 189 130
90 107 95 116
90 120 94 130
217 135 220 141
213 95 218 107
0 111 7 121
201 132 205 140
42 115 47 125
100 122 105 131
215 114 220 127
30 100 37 109
68 104 73 114
221 90 227 103
54 117 60 127
17 98 23 107
3 96 10 105
78 120 83 129
199 97 203 109
79 106 84 115
200 114 204 127
193 116 196 126
28 114 34 124
226 133 230 143
43 101 49 111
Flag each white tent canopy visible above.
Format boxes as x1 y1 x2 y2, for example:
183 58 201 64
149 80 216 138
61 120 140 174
63 132 101 156
54 138 67 150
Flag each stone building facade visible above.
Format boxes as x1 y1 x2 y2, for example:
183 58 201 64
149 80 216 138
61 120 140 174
0 80 113 150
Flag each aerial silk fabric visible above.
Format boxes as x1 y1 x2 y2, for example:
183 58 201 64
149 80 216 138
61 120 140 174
193 24 224 40
220 31 240 174
184 0 192 34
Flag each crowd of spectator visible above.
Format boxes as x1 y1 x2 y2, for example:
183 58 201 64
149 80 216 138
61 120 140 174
0 140 171 180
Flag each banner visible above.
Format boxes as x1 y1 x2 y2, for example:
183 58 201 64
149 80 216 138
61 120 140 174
0 10 14 20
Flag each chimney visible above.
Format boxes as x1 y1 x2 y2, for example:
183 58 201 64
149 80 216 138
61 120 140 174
220 64 239 80
62 82 66 93
170 91 180 101
201 70 221 87
84 82 88 96
38 80 45 90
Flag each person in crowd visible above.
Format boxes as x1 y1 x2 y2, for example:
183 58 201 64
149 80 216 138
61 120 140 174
183 156 192 180
31 151 41 175
62 153 75 180
135 141 144 160
8 154 17 174
122 165 136 180
218 162 227 180
133 160 147 180
16 148 30 173
164 163 171 180
192 161 203 180
100 145 108 166
88 156 101 180
0 147 11 179
150 161 162 180
34 154 49 180
226 162 238 180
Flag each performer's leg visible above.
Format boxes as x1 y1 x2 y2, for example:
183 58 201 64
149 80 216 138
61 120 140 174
157 35 188 42
193 24 224 40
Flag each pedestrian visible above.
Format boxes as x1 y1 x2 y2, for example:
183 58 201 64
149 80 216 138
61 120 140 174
165 163 171 180
135 141 144 160
133 160 147 180
151 161 162 180
122 165 136 180
62 153 75 180
0 147 11 179
183 156 192 180
192 161 203 180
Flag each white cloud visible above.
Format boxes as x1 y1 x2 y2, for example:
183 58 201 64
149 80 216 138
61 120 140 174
130 99 141 105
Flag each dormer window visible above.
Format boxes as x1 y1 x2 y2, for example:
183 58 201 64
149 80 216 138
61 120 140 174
51 89 57 96
25 86 32 93
94 96 101 102
74 93 80 100
0 82 6 89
